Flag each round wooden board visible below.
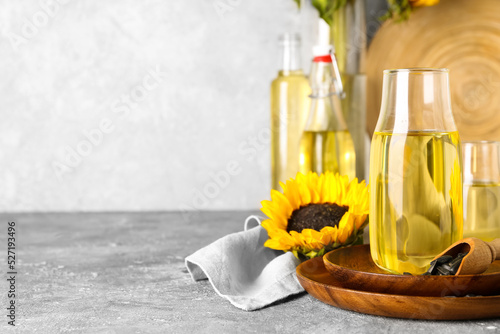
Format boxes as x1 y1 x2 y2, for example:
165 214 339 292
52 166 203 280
367 0 500 140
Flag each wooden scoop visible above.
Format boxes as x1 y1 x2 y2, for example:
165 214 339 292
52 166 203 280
433 238 500 275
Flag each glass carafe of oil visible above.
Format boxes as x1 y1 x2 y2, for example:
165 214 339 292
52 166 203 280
299 45 356 180
369 68 463 274
270 33 310 191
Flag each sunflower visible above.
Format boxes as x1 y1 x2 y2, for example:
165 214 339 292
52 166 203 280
260 172 369 259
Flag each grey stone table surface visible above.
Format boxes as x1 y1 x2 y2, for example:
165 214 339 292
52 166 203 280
1 211 500 334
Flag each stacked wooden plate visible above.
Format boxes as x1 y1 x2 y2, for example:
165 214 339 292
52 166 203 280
296 245 500 319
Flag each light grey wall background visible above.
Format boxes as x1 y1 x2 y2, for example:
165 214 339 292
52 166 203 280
0 0 387 213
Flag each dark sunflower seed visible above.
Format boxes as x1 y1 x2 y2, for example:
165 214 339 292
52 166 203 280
426 259 438 275
449 256 463 268
435 255 453 265
436 266 451 275
449 253 467 274
450 262 462 274
441 263 453 272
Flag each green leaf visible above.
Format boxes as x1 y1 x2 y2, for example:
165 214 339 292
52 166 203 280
316 248 326 257
382 0 413 22
310 0 347 26
352 234 364 246
303 0 414 25
306 250 318 259
293 0 300 8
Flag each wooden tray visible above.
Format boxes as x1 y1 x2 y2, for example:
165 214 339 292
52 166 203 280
323 245 500 297
296 256 500 320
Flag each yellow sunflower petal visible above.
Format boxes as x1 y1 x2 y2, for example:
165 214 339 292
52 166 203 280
270 189 294 216
281 180 301 210
307 173 320 201
297 179 312 204
260 202 288 230
305 232 324 250
355 214 368 230
322 173 335 203
324 225 339 244
261 219 282 237
289 230 306 247
301 228 321 244
264 238 291 251
260 205 286 225
410 0 439 8
318 226 335 245
316 173 326 202
338 213 355 244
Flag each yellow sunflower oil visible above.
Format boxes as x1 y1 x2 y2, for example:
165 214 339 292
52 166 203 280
464 182 500 241
270 34 310 190
270 70 309 190
299 129 355 179
369 130 462 274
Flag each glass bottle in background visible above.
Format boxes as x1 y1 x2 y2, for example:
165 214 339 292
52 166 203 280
299 45 356 180
369 68 463 275
270 33 310 190
330 0 367 180
462 141 500 241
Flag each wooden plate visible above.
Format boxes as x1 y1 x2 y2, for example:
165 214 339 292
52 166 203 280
366 0 500 140
323 245 500 297
296 256 500 320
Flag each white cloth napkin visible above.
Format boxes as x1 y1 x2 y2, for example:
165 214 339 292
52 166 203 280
185 215 304 311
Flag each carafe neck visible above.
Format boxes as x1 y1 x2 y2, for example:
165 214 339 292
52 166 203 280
376 68 456 133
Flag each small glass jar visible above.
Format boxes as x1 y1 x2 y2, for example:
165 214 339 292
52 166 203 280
462 141 500 242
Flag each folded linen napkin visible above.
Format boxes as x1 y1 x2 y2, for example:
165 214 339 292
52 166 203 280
185 215 304 311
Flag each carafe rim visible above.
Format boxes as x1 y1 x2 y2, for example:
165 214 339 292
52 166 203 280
383 68 449 75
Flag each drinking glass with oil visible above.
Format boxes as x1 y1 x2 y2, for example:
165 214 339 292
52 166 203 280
369 68 463 274
462 141 500 241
